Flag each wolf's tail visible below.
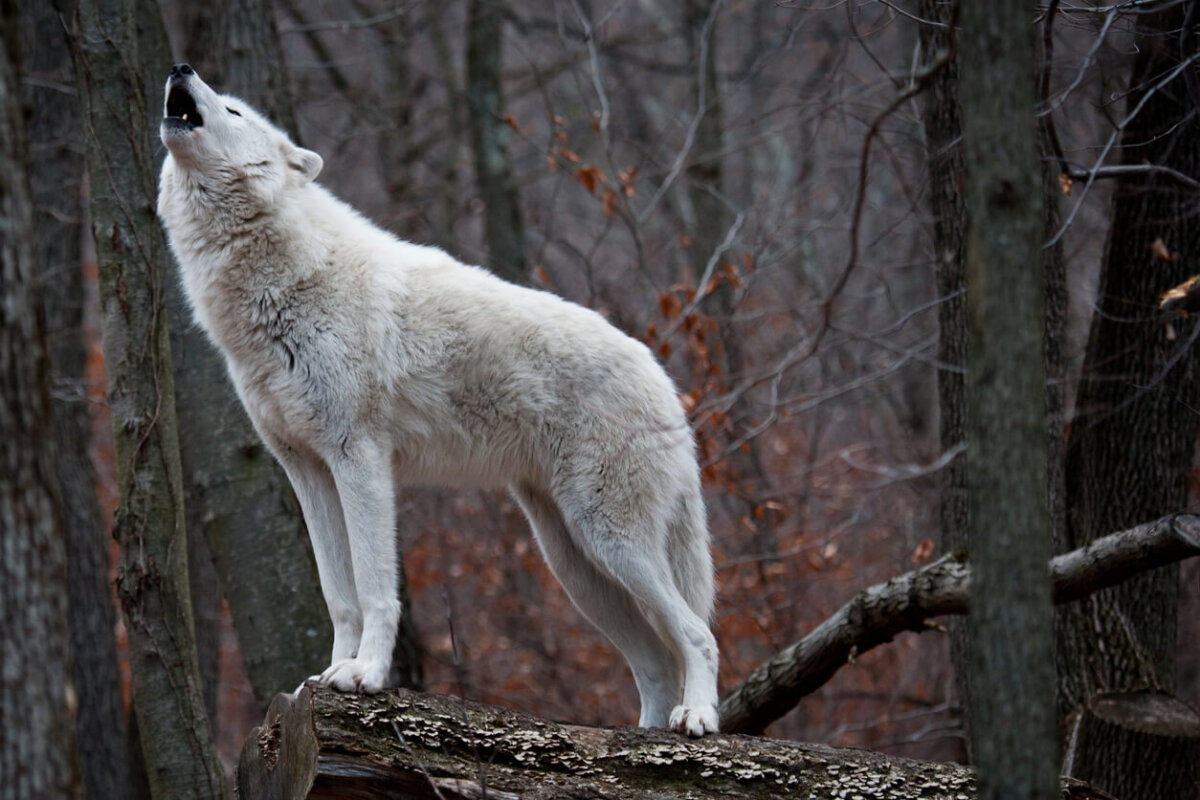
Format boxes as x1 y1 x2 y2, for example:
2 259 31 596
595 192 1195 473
667 488 715 621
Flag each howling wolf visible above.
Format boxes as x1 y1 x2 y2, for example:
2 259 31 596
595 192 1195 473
156 63 719 735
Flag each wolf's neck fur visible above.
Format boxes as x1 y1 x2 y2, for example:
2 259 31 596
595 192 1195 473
163 166 330 352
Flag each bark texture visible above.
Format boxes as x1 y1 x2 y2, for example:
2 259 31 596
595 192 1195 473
16 1 133 796
1062 691 1200 799
181 0 298 138
0 10 81 795
67 0 224 794
237 686 1115 800
466 0 527 283
719 514 1200 736
1060 3 1197 703
1059 7 1200 796
958 3 1057 797
916 0 970 751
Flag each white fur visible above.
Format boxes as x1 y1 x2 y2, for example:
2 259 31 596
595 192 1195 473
157 68 719 735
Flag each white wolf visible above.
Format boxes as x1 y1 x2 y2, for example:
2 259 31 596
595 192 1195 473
157 64 719 735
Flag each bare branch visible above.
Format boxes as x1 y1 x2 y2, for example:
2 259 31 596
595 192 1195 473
718 514 1200 735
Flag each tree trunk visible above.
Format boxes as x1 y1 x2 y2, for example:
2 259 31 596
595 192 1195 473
16 1 134 796
426 2 466 254
134 0 227 724
1062 691 1200 799
0 12 82 796
466 0 527 283
181 0 299 140
916 0 970 753
65 0 225 795
237 686 1115 800
1059 6 1200 797
958 4 1057 799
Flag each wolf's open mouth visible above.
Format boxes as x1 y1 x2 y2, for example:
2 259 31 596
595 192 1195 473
165 86 203 129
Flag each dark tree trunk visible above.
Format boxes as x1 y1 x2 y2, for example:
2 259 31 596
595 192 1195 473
0 10 82 796
181 0 299 139
916 0 970 752
65 0 225 794
426 2 466 254
958 3 1057 799
137 0 229 725
466 0 527 283
16 1 134 796
1062 691 1200 799
1059 7 1200 797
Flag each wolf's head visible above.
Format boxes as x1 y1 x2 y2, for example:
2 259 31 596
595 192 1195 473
160 64 322 205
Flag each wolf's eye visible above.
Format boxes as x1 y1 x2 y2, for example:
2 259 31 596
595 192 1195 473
226 107 242 117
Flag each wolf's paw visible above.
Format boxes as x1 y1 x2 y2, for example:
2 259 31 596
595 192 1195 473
315 658 388 693
669 704 719 737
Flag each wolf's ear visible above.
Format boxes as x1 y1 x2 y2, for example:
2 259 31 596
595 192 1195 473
287 147 323 183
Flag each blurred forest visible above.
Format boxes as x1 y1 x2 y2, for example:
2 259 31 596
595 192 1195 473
3 0 1200 798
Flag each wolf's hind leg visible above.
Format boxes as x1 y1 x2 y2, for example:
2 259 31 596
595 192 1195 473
557 498 719 737
512 484 682 728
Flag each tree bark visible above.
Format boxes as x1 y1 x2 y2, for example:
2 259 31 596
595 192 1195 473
1059 7 1200 796
958 3 1057 798
181 0 299 139
237 686 1114 800
466 0 527 283
0 10 82 796
1060 2 1197 702
65 0 225 795
916 0 970 753
719 514 1200 736
1062 691 1200 799
16 1 134 797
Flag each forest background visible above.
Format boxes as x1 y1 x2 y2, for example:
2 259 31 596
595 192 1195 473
3 1 1199 798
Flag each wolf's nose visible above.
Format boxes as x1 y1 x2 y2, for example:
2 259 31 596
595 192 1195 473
170 63 194 78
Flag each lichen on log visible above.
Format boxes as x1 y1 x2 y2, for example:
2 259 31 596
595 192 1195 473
237 686 1108 799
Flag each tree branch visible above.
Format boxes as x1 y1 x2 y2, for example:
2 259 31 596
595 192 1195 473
719 514 1200 735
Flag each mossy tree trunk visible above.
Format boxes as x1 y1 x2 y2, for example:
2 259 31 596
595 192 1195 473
64 0 224 795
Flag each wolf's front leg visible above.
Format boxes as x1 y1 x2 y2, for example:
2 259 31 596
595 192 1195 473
272 443 363 680
319 439 400 693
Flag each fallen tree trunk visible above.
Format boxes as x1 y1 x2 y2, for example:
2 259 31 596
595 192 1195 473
720 513 1200 734
238 686 1110 800
237 514 1196 797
